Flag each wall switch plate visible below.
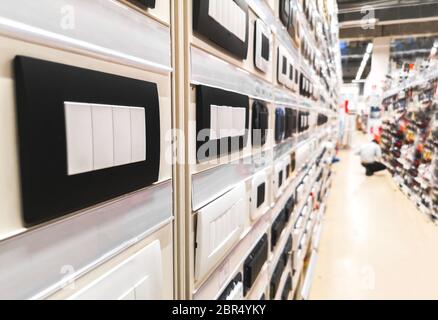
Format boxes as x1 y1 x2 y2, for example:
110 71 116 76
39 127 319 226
14 56 160 226
69 240 163 300
254 19 271 73
195 183 247 282
193 0 249 59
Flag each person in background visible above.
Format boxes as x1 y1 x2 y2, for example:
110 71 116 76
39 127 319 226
356 136 386 176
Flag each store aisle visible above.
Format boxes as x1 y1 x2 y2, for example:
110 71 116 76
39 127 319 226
309 133 438 300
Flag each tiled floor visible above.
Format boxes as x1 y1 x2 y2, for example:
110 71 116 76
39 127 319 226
309 133 438 300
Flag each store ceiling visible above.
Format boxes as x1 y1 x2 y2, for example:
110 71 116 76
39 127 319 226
337 0 438 39
338 0 438 83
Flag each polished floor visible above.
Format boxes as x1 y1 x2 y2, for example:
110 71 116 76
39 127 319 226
309 133 438 300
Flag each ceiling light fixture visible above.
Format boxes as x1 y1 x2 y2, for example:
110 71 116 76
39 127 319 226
355 42 373 81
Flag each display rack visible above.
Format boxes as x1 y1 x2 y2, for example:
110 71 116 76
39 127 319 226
380 68 437 221
0 0 342 300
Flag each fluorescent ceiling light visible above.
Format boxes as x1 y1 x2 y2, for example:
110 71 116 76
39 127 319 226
355 42 373 81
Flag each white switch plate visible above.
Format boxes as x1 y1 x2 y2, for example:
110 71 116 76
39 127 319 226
254 19 271 73
64 102 146 176
195 183 247 282
68 240 163 300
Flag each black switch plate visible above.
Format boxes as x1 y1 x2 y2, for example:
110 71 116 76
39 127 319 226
196 85 249 162
14 56 160 227
243 234 268 295
252 100 269 146
193 0 249 59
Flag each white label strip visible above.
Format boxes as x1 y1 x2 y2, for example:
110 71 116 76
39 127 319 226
65 102 146 176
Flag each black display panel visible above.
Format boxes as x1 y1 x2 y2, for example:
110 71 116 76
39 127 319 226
193 0 249 59
257 183 266 208
243 234 268 295
14 56 160 226
252 100 269 146
271 209 287 249
270 255 287 299
196 85 249 162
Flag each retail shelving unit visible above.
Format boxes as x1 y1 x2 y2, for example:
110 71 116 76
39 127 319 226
380 69 437 221
187 0 341 300
0 0 341 300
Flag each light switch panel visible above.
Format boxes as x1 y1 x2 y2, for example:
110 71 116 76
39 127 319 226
69 240 163 300
243 234 268 295
196 86 249 162
64 102 93 175
254 19 271 73
277 46 289 87
193 0 249 59
195 182 247 282
14 56 160 226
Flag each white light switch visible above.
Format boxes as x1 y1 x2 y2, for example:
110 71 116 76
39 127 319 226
130 107 146 163
218 106 231 139
92 104 114 170
65 102 93 175
113 106 132 166
195 183 247 282
232 107 246 137
65 102 147 176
